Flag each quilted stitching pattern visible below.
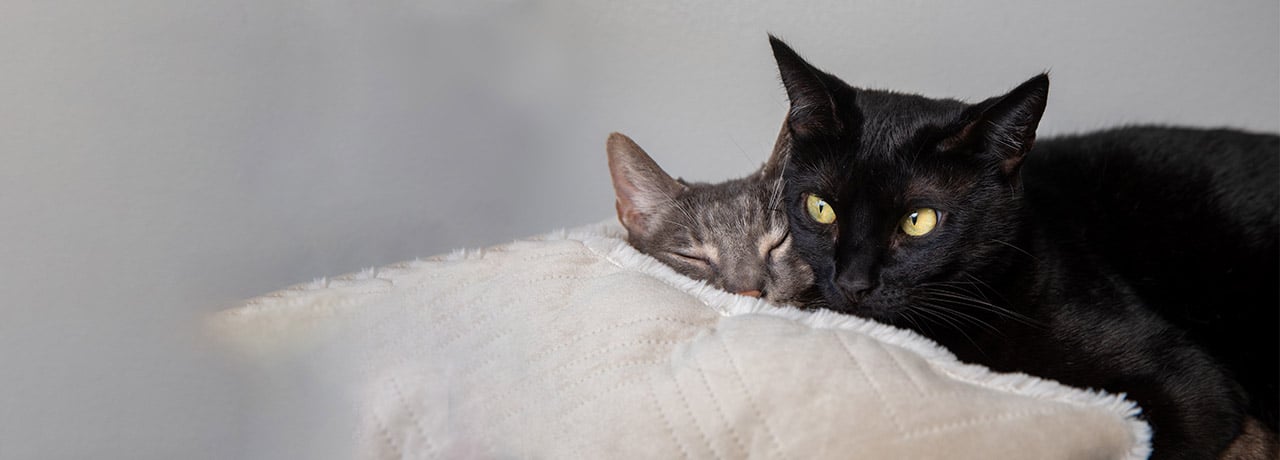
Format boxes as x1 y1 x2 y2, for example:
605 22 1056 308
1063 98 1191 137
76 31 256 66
212 224 1148 459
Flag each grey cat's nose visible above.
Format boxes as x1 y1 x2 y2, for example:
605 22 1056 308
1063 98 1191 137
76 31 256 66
737 289 762 298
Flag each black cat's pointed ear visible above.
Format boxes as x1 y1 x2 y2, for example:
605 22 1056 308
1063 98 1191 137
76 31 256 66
947 74 1049 175
770 35 846 138
606 132 686 237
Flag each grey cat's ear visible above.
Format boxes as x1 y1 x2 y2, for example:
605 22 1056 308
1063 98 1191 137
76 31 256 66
607 133 686 236
769 35 847 138
946 73 1049 175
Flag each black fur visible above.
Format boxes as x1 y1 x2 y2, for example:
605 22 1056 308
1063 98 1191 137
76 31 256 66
1028 127 1280 433
768 36 1278 459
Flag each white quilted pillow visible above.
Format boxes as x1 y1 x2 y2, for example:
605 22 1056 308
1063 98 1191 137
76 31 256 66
211 221 1151 459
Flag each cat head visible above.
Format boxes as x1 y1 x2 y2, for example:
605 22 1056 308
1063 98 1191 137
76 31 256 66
767 36 1048 322
606 132 815 305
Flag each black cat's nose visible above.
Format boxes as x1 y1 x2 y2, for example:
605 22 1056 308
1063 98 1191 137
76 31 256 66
737 289 763 298
838 278 879 303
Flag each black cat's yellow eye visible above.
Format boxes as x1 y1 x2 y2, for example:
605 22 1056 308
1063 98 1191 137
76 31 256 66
901 208 939 236
805 195 836 224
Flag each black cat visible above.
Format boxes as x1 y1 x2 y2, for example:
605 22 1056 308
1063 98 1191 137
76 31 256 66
766 36 1278 459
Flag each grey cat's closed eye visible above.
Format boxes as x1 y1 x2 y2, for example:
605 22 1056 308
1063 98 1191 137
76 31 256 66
670 252 711 266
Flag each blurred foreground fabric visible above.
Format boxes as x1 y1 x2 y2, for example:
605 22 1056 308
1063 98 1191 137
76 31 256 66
210 221 1150 459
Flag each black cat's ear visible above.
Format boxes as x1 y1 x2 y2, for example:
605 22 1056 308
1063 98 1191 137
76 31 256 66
769 35 847 138
946 74 1049 175
606 133 686 237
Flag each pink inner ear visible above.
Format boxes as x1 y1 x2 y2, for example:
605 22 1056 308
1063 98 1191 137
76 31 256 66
615 199 643 233
613 178 662 236
611 176 641 229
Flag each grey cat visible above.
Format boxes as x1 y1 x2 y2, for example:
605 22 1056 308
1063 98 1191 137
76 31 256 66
606 132 815 305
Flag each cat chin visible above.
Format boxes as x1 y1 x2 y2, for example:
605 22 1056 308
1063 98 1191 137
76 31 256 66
855 305 908 324
817 287 905 322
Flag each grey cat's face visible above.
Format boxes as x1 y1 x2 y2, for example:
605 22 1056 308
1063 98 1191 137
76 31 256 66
606 133 815 305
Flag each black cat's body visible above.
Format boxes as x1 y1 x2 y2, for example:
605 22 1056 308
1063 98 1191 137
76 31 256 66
938 223 1247 457
767 36 1278 459
1027 127 1279 432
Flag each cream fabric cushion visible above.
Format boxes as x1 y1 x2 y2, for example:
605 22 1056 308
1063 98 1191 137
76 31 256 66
211 221 1150 459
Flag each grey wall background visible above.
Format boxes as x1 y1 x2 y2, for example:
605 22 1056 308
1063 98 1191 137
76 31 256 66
1 0 1276 458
